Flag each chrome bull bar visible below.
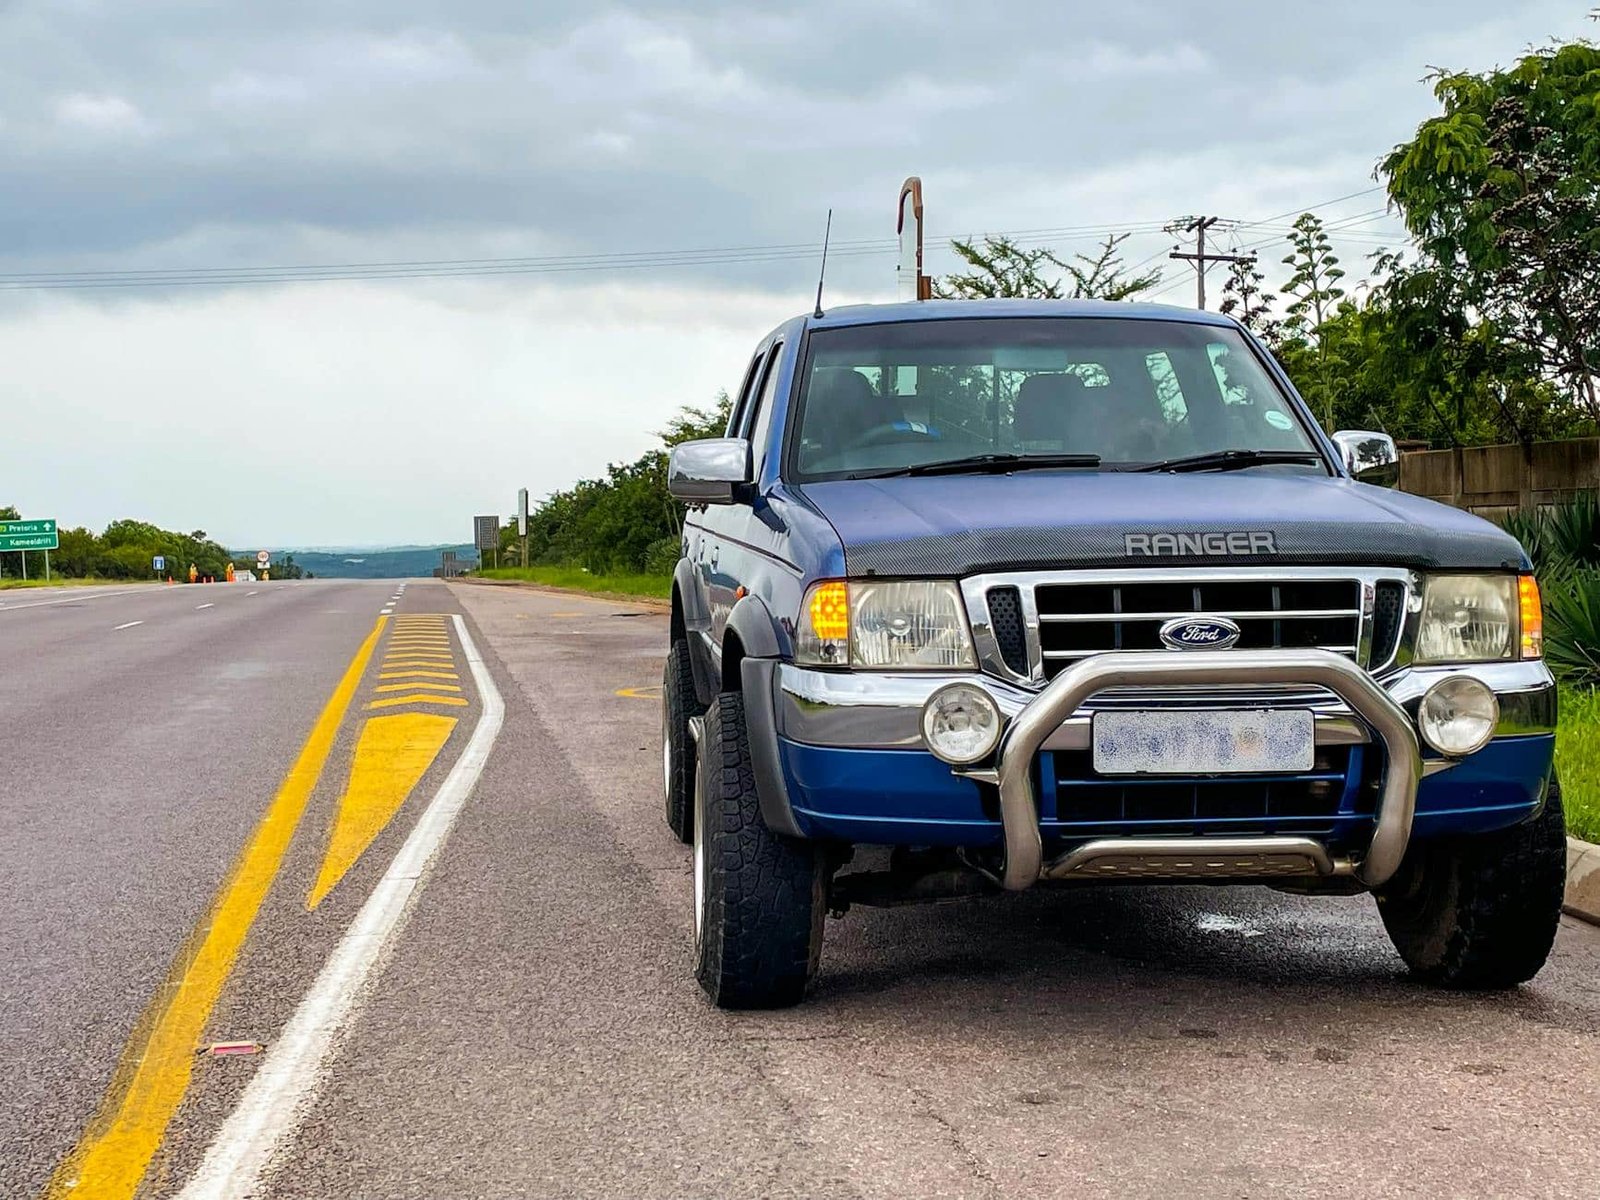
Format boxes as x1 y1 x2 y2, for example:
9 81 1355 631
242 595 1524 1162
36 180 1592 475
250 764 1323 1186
963 649 1421 892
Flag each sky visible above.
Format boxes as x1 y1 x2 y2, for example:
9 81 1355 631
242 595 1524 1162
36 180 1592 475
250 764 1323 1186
0 0 1592 548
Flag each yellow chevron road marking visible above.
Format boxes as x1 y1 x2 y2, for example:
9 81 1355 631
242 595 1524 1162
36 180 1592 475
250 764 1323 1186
373 681 461 694
305 712 458 909
378 669 459 681
44 615 387 1200
366 693 469 710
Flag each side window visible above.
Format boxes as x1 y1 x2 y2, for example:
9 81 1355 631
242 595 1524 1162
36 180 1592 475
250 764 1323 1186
745 344 785 464
725 349 767 436
1145 353 1188 423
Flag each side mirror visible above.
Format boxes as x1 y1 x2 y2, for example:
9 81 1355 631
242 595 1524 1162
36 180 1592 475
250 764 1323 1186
1331 430 1400 489
668 438 752 505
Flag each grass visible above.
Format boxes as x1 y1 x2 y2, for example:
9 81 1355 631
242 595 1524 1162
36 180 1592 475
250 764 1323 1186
475 565 671 602
1556 685 1600 844
0 576 151 590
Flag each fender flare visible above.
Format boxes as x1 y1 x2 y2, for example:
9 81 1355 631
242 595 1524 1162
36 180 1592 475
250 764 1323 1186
725 593 784 663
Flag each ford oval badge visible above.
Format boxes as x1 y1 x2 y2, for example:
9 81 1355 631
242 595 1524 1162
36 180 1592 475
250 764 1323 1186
1159 616 1241 651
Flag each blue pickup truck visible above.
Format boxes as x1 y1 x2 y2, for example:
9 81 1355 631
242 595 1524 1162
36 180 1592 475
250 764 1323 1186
664 298 1564 1009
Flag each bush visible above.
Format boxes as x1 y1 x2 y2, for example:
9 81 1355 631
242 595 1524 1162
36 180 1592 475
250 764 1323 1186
1544 569 1600 686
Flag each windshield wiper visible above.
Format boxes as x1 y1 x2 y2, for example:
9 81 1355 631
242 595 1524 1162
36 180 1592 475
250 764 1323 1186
1133 448 1324 474
851 452 1102 480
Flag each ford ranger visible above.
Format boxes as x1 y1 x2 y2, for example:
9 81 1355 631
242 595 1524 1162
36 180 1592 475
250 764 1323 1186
664 299 1564 1009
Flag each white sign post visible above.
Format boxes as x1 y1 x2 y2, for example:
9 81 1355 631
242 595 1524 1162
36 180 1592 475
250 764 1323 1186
517 488 529 568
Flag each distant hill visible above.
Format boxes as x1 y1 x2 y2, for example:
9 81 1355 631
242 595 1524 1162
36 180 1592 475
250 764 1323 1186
257 544 479 579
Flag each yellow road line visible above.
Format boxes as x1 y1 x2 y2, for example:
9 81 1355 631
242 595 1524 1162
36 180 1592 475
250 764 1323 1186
373 681 461 694
387 639 450 648
382 659 454 669
377 669 458 681
616 685 662 700
45 616 387 1200
366 693 469 709
306 712 458 909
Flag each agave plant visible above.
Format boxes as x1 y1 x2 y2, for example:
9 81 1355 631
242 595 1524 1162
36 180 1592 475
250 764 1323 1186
1544 491 1600 567
1499 507 1550 572
1543 568 1600 687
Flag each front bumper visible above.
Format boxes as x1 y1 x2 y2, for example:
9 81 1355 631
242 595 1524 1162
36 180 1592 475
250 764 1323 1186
765 655 1556 891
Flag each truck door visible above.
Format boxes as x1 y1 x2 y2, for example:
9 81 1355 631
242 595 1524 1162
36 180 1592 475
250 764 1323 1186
699 340 784 679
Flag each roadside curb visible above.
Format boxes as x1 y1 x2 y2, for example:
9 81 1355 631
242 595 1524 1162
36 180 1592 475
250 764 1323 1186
1568 836 1600 926
455 576 670 612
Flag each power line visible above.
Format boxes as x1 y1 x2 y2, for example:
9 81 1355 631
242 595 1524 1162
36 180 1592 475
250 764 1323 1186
0 184 1400 293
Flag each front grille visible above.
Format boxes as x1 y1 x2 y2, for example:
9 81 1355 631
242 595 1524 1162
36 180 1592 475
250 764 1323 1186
1029 577 1361 680
986 586 1029 675
1040 745 1374 841
1371 580 1405 670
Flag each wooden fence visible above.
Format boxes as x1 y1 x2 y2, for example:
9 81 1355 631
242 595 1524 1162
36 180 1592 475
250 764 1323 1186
1399 438 1600 519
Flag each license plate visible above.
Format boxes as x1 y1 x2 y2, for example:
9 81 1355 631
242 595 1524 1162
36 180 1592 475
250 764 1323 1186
1091 710 1315 775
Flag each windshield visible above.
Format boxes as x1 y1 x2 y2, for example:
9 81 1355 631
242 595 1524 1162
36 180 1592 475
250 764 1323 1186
789 317 1325 480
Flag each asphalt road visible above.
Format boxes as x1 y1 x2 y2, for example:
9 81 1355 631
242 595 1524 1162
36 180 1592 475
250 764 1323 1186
4 579 1600 1199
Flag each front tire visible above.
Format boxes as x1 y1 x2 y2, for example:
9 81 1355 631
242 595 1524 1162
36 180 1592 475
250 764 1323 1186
1376 774 1568 988
694 690 825 1009
662 639 703 844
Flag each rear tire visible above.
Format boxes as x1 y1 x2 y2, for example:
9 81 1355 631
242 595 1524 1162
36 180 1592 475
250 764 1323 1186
662 639 703 844
694 690 825 1009
1376 774 1568 988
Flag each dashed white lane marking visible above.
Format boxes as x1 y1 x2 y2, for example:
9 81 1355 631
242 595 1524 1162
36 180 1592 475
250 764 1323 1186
177 614 504 1200
195 603 214 610
380 607 394 614
0 588 150 612
247 591 259 596
113 621 143 630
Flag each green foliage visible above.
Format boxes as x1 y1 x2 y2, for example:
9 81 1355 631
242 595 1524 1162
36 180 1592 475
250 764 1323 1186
1507 498 1600 689
1555 685 1600 843
477 565 670 600
1547 572 1600 687
1382 38 1600 426
0 507 246 581
934 232 1162 301
503 393 733 576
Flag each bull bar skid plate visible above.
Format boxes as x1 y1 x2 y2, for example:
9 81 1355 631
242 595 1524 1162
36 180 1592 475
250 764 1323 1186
955 648 1422 892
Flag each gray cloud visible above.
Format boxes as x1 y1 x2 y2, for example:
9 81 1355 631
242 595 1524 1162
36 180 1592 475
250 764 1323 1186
0 0 1591 544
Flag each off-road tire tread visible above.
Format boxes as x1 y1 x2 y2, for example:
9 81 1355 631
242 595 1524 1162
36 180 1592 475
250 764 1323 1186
696 691 824 1009
1378 776 1568 989
662 640 703 843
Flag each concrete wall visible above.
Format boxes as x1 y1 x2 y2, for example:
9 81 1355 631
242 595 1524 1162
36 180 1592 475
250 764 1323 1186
1400 438 1600 518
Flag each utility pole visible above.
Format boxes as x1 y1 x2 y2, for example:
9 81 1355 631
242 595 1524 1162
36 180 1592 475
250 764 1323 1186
1168 217 1255 310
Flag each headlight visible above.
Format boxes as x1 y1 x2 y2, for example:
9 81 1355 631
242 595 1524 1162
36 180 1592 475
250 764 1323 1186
1418 676 1499 757
921 682 1003 763
796 579 977 669
1415 575 1517 664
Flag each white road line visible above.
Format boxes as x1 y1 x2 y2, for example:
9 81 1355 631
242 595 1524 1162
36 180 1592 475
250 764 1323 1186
380 607 394 614
195 603 214 610
113 621 143 630
176 613 504 1200
247 591 259 596
0 588 151 613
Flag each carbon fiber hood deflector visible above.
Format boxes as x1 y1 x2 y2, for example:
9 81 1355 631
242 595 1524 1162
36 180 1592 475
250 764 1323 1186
798 472 1528 576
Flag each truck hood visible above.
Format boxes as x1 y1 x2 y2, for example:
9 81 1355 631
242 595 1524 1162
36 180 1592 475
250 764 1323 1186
797 471 1528 576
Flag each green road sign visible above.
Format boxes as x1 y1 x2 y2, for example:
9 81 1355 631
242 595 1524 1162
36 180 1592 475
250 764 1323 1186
0 518 59 552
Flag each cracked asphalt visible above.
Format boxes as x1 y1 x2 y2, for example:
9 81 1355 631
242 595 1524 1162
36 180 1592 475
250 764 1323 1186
6 579 1600 1199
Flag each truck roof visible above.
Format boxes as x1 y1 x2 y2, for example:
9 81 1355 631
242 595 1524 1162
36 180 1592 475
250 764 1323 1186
804 297 1240 330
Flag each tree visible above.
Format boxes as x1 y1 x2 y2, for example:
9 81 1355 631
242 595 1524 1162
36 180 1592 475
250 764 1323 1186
1381 36 1600 424
1218 255 1279 344
934 232 1162 300
1279 213 1347 427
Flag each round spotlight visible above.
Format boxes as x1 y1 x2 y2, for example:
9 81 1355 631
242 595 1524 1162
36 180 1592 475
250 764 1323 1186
1418 675 1499 757
921 683 1003 765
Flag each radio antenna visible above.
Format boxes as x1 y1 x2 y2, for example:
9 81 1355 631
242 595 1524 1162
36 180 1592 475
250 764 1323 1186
813 208 833 319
